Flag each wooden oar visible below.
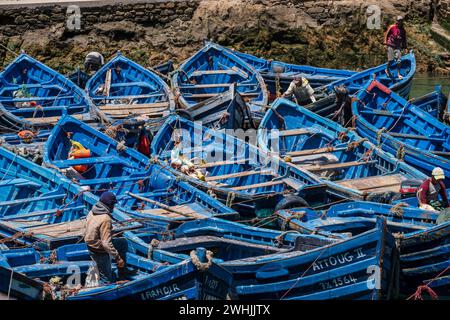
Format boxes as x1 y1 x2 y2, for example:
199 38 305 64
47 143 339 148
127 192 193 218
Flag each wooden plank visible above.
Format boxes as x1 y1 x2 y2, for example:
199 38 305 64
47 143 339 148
98 102 169 111
139 204 207 219
198 158 249 169
288 146 341 158
24 114 84 124
388 132 444 141
231 179 285 191
187 92 259 99
25 219 86 238
180 83 255 89
303 160 376 172
278 129 311 137
190 69 242 77
205 170 273 182
336 174 405 192
104 68 112 97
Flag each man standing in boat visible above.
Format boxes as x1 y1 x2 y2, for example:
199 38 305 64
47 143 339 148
417 167 449 212
282 76 317 105
384 16 408 80
84 191 128 284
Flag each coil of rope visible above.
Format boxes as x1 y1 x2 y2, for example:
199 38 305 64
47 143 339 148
190 250 214 272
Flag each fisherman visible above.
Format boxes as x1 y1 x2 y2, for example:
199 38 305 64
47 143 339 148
84 191 127 285
384 16 408 80
84 51 105 73
282 76 316 104
417 167 449 212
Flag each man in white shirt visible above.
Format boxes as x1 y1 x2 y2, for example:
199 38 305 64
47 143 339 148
282 76 316 104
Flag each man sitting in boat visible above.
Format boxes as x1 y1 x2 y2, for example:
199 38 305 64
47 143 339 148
84 52 105 74
282 76 316 104
384 16 408 80
170 140 206 181
417 167 449 211
84 191 127 285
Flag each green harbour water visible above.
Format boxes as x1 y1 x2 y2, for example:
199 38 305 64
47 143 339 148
410 73 450 99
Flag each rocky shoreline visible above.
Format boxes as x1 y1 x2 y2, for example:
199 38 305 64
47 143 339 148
0 0 448 74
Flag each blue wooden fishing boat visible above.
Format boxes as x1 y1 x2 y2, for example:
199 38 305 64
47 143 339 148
179 83 257 129
151 59 174 77
127 217 399 300
409 85 447 120
67 68 91 89
0 243 232 300
85 52 175 121
0 53 94 133
151 115 346 216
227 46 357 98
257 98 427 202
172 42 268 114
43 115 238 223
276 201 449 295
352 80 450 184
290 52 416 119
0 146 138 250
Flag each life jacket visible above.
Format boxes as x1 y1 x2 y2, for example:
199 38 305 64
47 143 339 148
69 141 91 173
17 130 35 143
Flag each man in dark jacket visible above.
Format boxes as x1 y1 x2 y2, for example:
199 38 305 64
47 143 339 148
84 191 127 285
385 16 408 79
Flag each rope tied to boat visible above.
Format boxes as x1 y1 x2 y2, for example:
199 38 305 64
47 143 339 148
116 141 127 152
147 239 160 260
281 212 305 231
376 127 386 147
338 131 348 141
190 249 214 272
396 144 405 160
389 202 408 217
274 230 300 247
226 191 235 207
410 284 439 300
346 138 367 151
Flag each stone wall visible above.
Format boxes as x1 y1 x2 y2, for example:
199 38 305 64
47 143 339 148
0 0 201 37
0 0 445 38
0 0 448 73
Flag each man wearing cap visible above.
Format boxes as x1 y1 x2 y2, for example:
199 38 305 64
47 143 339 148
384 16 408 80
84 191 127 284
282 76 316 104
417 167 449 211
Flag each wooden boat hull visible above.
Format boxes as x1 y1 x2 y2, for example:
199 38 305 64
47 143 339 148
0 146 138 250
299 52 416 119
128 218 399 300
257 97 426 201
228 46 356 97
150 115 345 216
43 115 238 223
0 244 232 300
0 53 94 132
172 42 268 114
85 53 175 122
352 80 450 184
276 201 450 295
